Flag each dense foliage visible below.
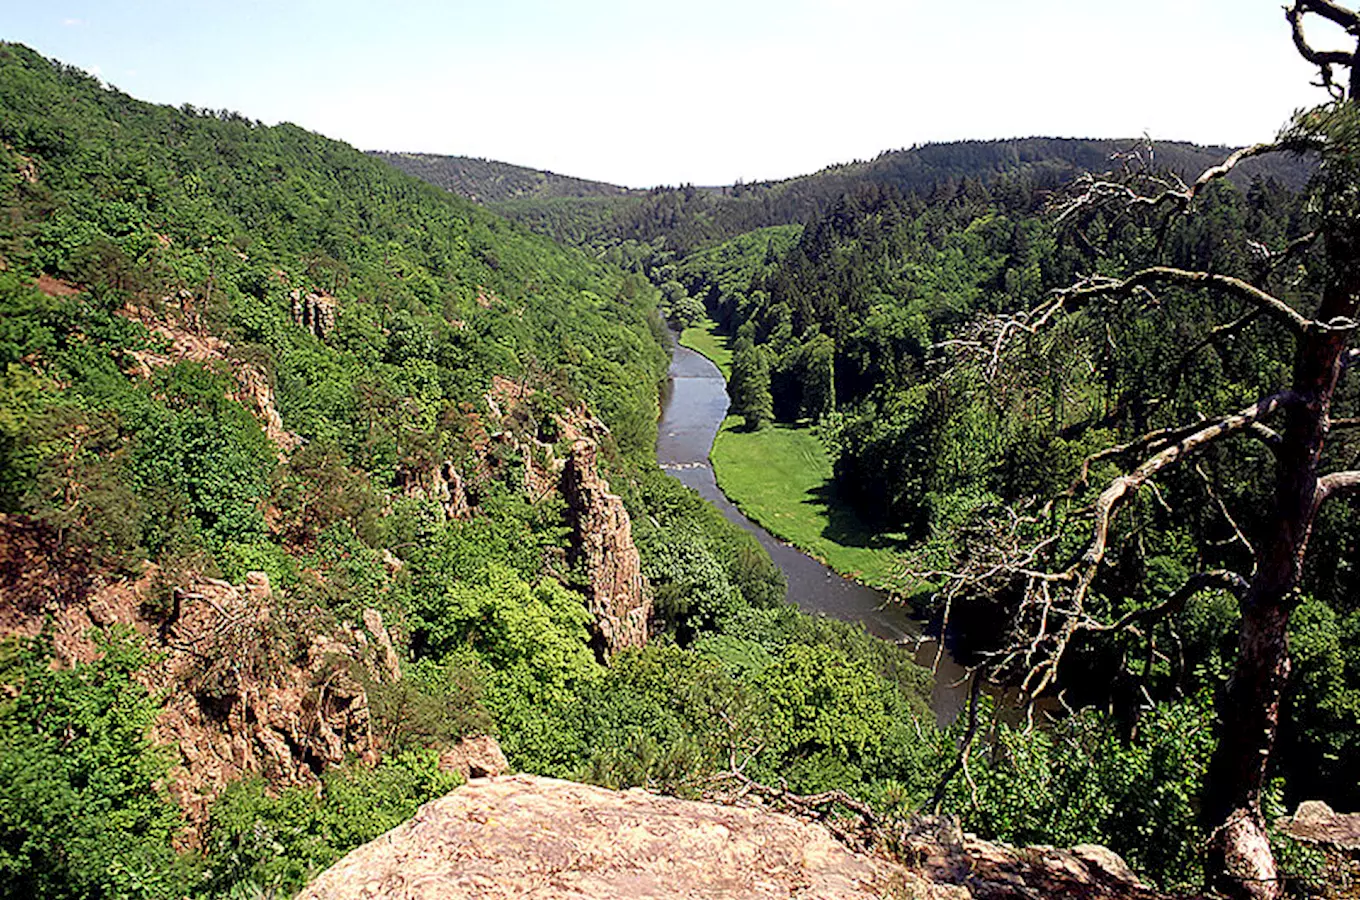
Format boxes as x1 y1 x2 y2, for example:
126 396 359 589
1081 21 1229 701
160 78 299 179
0 44 977 899
3 30 1352 899
0 632 188 900
386 139 1312 262
366 151 635 204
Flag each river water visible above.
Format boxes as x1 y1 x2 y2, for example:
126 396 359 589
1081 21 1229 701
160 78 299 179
656 337 973 724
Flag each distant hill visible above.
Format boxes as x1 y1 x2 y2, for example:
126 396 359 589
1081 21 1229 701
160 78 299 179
366 151 639 204
378 138 1316 256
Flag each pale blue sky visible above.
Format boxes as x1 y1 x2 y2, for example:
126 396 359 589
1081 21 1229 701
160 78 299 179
1 0 1335 187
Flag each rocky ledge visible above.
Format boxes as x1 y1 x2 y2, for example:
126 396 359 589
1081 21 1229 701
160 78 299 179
297 775 1158 900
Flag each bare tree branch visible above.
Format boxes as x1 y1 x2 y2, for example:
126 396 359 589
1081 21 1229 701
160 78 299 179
942 269 1320 385
1249 231 1320 276
1289 0 1360 99
1195 462 1259 568
1191 145 1281 194
916 389 1299 711
1163 309 1268 414
1082 392 1300 565
929 673 984 814
1055 268 1315 336
1317 469 1360 502
1054 139 1306 233
1083 571 1250 634
1246 423 1284 451
1299 0 1360 32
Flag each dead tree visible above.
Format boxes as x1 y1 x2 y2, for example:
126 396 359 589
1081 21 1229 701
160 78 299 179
919 4 1360 897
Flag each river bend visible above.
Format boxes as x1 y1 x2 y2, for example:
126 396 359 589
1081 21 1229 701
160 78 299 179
656 337 971 723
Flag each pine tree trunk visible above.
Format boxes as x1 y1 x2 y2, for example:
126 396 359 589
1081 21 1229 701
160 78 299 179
1204 274 1357 899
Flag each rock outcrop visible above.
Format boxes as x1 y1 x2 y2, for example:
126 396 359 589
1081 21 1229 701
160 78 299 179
901 817 1159 899
297 775 945 900
297 775 1161 900
1277 801 1360 896
291 288 338 338
397 375 654 656
437 735 510 781
118 298 300 453
0 514 397 835
1278 800 1360 852
561 438 651 655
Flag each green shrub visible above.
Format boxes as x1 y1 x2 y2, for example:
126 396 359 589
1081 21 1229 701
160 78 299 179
202 750 458 898
0 630 190 900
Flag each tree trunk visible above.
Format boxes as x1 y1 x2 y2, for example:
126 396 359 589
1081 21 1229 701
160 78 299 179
1204 598 1291 899
1204 273 1357 898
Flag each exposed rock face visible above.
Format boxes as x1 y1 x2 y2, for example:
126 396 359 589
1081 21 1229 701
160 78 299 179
1278 801 1360 852
297 776 1160 900
118 299 300 453
437 735 510 781
901 816 1159 899
398 375 654 655
296 774 1169 900
562 439 651 655
296 775 944 900
34 273 80 296
1276 801 1360 897
234 361 301 453
291 288 338 338
145 572 382 827
409 459 473 521
0 514 398 836
4 141 38 184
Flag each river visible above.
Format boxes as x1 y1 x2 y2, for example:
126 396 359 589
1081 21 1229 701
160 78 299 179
656 336 974 724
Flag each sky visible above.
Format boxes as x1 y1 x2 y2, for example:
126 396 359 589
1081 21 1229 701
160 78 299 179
0 0 1339 188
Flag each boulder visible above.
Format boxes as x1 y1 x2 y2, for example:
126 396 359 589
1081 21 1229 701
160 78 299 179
437 735 510 781
296 775 954 900
1278 800 1360 852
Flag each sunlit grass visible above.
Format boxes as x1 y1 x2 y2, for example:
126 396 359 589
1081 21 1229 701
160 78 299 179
679 320 733 380
710 417 906 589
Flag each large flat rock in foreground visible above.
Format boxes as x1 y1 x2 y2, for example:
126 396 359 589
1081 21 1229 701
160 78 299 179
297 774 943 899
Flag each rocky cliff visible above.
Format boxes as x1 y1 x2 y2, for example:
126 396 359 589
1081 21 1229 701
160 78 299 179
296 775 1161 900
118 294 300 454
399 374 654 656
0 513 396 835
561 438 651 655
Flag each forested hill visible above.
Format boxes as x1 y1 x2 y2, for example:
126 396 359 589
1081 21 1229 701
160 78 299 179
0 43 980 900
366 151 640 203
0 43 671 461
380 138 1315 256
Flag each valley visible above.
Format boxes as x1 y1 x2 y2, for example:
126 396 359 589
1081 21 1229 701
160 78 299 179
4 4 1360 896
657 330 973 722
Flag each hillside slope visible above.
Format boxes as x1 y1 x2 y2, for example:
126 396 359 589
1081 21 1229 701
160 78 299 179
366 151 639 204
380 138 1314 255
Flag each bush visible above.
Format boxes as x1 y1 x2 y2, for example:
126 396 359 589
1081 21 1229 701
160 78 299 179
0 630 190 900
948 694 1216 891
202 750 458 897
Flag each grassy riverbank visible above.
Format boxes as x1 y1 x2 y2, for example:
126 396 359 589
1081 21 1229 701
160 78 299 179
710 418 906 589
678 317 906 588
679 320 733 379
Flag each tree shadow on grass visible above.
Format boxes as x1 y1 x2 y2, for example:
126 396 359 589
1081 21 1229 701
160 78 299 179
805 480 912 553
